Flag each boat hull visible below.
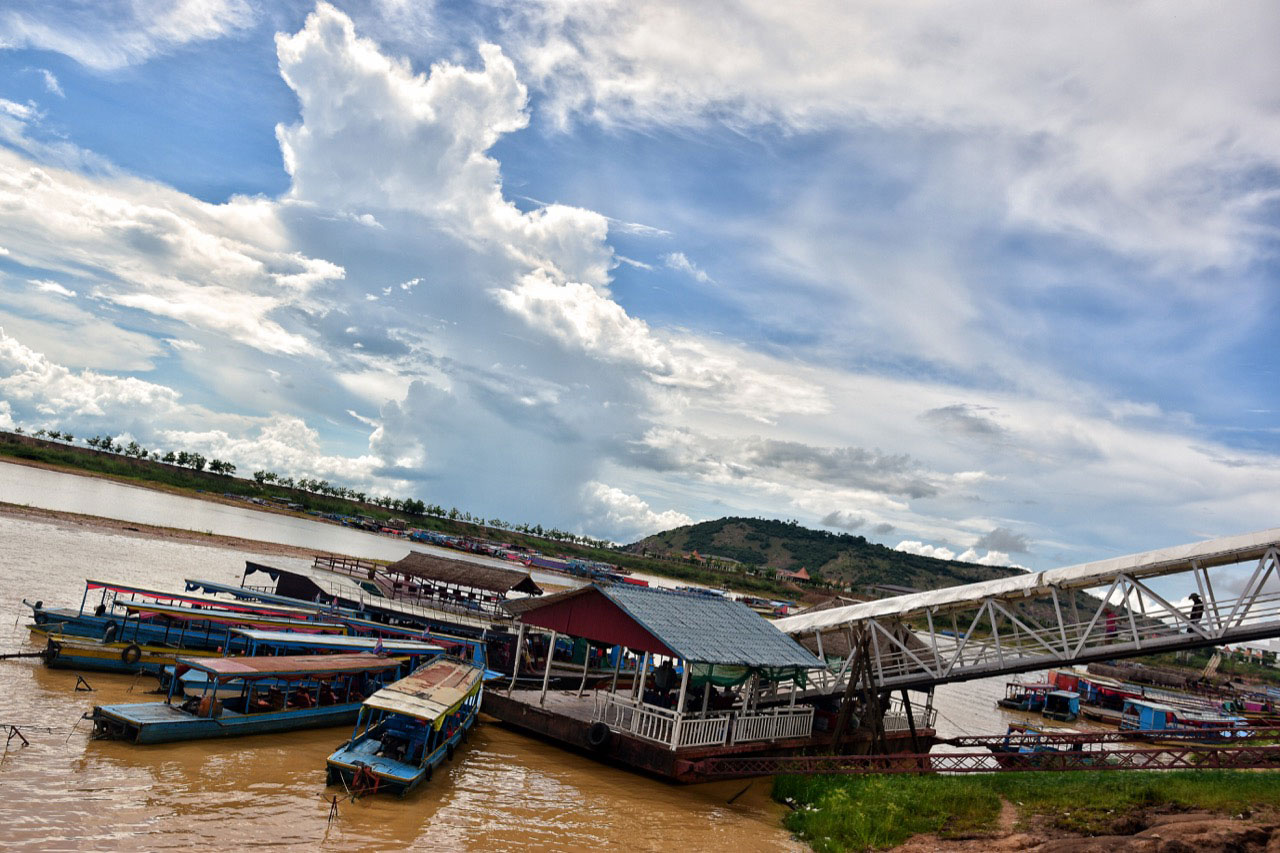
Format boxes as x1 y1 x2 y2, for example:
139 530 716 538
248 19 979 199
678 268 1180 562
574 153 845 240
91 701 362 744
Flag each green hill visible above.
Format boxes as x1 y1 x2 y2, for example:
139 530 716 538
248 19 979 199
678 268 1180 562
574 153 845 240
629 516 1024 592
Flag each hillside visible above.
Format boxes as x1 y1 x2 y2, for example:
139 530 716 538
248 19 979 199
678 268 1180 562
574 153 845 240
630 516 1024 592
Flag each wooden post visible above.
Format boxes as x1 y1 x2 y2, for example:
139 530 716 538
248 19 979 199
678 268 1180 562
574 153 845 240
507 622 526 696
671 661 691 749
576 642 592 698
701 680 712 714
829 628 867 752
634 651 650 702
609 645 623 695
539 630 557 707
901 688 921 755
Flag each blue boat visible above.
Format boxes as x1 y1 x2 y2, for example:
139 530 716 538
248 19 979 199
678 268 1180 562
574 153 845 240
326 656 484 796
161 629 446 698
1041 690 1081 722
996 681 1054 712
90 653 405 743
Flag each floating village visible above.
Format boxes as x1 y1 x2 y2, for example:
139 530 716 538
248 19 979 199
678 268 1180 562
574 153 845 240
7 520 1280 816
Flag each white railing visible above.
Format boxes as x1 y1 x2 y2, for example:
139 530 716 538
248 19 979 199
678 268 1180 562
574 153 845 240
674 712 733 748
732 706 815 743
594 693 813 749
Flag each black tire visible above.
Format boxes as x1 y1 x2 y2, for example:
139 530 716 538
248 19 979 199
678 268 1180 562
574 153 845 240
586 721 612 750
446 743 455 761
102 621 119 642
120 643 142 666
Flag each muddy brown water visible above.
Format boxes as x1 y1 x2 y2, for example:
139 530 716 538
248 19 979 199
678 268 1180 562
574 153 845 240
0 510 1041 850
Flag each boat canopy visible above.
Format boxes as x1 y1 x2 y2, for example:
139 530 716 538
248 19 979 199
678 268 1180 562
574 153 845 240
383 552 543 596
230 628 443 654
774 526 1280 634
363 657 483 728
120 601 346 632
1009 682 1054 691
176 653 403 681
87 579 320 618
504 583 823 671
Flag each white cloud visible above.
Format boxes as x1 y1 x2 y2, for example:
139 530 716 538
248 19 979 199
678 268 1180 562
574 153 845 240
28 278 75 297
0 0 254 71
506 1 1280 269
0 327 180 419
895 540 957 562
0 400 13 430
580 481 693 541
36 68 63 97
663 251 711 283
0 147 344 355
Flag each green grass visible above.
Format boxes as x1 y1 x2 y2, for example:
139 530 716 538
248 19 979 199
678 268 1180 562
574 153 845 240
774 771 1280 852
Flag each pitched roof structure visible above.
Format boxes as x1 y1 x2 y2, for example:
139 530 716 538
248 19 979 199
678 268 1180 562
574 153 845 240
505 583 822 670
384 551 543 595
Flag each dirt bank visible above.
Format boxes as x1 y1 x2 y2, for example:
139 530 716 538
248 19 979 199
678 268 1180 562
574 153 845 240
894 805 1280 852
0 501 327 561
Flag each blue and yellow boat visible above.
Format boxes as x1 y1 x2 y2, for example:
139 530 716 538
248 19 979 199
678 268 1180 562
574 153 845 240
326 656 484 796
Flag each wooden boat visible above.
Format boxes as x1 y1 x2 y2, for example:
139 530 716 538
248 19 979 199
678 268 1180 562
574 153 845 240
326 656 484 796
90 654 405 744
996 681 1053 712
160 629 445 698
43 633 223 675
1119 698 1251 745
987 723 1094 768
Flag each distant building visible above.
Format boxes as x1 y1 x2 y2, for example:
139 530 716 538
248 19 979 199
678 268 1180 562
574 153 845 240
777 567 811 582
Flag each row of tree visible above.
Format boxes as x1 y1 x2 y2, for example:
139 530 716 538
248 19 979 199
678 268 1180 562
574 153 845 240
12 425 611 550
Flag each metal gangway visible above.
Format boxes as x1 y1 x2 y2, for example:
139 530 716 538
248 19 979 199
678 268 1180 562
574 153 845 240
774 527 1280 693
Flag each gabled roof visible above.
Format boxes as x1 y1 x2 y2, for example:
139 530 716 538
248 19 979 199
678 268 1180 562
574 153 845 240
384 551 543 595
364 657 484 723
506 584 822 669
177 653 402 680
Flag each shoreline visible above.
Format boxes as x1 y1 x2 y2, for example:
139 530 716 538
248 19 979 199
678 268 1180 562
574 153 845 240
0 500 330 562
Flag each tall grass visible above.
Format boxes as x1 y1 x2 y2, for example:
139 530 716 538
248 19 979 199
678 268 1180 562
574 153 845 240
774 770 1280 852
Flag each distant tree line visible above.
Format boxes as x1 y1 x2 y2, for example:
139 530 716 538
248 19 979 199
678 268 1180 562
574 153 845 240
8 425 612 550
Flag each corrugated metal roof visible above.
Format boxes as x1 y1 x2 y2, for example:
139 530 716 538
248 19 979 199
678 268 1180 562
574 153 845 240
384 552 543 595
511 584 822 669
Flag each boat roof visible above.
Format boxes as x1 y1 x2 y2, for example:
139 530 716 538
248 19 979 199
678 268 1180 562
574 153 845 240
88 579 319 618
185 578 343 611
230 628 443 653
120 601 347 632
383 551 543 595
363 657 483 722
774 526 1280 633
1048 690 1080 698
505 583 823 670
176 653 403 680
1010 682 1055 690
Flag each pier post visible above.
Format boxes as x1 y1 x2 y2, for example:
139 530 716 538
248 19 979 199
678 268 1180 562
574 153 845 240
539 630 557 707
507 622 526 696
670 661 690 749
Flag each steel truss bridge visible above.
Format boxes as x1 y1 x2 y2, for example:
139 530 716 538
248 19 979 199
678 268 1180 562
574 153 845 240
774 528 1280 694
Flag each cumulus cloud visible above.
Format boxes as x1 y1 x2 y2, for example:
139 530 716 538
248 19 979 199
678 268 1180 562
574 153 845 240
821 510 865 531
0 0 254 71
895 540 957 561
580 481 693 541
975 526 1031 554
0 327 180 419
36 68 63 97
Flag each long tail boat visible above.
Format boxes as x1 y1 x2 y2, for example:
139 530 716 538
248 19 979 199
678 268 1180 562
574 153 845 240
325 656 484 797
90 654 405 743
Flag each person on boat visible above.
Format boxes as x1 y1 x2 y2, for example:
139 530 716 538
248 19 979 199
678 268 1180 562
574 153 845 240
1104 609 1118 638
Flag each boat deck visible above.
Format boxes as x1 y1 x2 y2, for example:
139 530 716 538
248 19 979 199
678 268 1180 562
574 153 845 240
483 688 934 783
328 738 416 779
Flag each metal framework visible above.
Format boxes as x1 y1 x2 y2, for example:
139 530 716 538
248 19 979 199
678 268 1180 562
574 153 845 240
681 742 1280 778
774 530 1280 692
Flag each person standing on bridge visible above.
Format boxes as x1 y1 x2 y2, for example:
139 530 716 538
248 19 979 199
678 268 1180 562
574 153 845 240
1187 593 1205 631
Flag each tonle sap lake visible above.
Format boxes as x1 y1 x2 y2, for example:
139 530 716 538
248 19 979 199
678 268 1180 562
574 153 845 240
0 462 1021 849
0 513 803 851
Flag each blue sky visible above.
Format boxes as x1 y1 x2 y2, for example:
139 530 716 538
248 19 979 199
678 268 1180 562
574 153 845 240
0 1 1278 568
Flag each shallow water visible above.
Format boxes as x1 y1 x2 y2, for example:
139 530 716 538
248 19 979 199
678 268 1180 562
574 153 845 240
0 514 805 851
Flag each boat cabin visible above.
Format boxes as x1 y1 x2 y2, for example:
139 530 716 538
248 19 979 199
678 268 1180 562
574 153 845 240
1042 690 1080 722
996 682 1053 712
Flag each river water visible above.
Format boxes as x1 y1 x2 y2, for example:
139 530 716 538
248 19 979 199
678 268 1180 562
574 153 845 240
0 464 1041 850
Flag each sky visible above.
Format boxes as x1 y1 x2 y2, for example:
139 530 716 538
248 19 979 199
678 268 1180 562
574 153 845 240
0 1 1277 569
